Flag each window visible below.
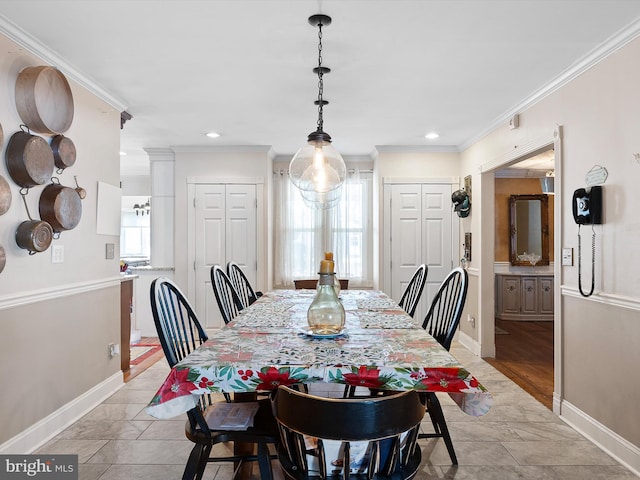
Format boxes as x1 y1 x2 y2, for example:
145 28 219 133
274 166 373 288
120 196 150 260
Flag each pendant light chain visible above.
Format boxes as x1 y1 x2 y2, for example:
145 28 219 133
288 13 346 204
316 21 325 133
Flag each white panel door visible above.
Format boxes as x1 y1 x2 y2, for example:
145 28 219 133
390 185 423 304
194 184 226 329
193 184 258 329
421 184 453 319
225 184 257 290
389 183 454 322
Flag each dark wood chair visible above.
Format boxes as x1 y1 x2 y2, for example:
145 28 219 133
418 266 469 465
210 264 245 324
294 278 349 290
397 264 428 318
271 386 425 479
227 261 262 309
149 277 278 479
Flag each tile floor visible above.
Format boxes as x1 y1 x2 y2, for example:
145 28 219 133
35 343 639 479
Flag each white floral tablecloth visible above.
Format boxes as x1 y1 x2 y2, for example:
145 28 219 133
147 289 492 419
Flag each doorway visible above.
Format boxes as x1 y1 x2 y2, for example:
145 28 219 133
485 145 557 410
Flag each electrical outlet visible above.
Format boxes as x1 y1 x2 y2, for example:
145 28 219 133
51 245 64 263
105 243 115 259
562 247 573 266
108 343 119 358
467 314 476 328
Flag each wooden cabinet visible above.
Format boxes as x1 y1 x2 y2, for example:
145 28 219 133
495 274 554 321
120 278 134 373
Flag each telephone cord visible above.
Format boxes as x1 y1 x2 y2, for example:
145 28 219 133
577 224 596 297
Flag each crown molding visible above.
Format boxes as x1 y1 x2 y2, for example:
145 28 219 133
375 145 460 154
0 15 129 111
170 145 273 154
461 17 640 152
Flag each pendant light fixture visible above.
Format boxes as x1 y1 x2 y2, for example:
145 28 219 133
540 170 555 194
289 14 346 202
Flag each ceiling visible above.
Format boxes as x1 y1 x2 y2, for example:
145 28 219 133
1 1 639 176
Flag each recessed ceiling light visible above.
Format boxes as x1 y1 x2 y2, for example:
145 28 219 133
425 132 440 140
206 132 220 138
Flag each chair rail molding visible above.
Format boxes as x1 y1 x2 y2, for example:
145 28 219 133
0 276 121 311
561 286 640 312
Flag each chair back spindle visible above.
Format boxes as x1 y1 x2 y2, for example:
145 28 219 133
272 386 425 479
211 264 245 324
421 266 468 351
398 264 428 318
227 261 261 308
150 277 208 368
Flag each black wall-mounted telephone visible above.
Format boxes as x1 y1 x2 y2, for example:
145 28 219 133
572 186 603 297
572 186 602 225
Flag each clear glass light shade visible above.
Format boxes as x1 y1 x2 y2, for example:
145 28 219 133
289 141 346 193
300 185 342 210
540 176 554 194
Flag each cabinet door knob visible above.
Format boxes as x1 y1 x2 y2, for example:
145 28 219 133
526 286 533 292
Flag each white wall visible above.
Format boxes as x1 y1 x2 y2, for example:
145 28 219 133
172 147 273 294
0 33 123 449
460 33 640 467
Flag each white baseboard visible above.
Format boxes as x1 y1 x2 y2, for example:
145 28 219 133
0 372 124 454
457 330 481 356
552 392 562 415
560 399 640 477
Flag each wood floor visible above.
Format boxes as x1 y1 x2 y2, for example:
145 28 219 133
123 336 164 383
485 319 554 409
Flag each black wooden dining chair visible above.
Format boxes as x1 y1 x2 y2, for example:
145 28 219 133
211 264 245 324
227 261 262 309
418 266 469 465
150 277 278 480
398 264 428 318
271 386 425 479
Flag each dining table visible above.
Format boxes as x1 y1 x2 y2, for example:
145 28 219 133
146 288 492 419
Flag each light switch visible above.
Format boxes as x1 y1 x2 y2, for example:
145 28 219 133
105 243 115 259
52 245 64 264
562 247 573 266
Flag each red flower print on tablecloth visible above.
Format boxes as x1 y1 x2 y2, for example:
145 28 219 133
343 366 384 389
419 368 468 392
256 367 298 390
159 368 195 401
198 377 214 389
238 369 254 381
